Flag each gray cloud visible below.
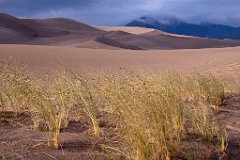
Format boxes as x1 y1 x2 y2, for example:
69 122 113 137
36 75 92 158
0 0 239 26
158 0 240 26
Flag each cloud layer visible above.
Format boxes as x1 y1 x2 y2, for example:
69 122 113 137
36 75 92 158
0 0 239 26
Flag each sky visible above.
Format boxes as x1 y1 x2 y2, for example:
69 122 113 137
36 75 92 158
0 0 240 26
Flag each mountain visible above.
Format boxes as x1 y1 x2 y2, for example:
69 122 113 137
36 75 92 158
126 16 240 40
1 13 240 50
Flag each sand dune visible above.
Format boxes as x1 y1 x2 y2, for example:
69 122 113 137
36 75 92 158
96 30 240 50
98 30 166 49
0 27 29 43
1 13 240 50
24 18 103 33
98 26 193 38
95 35 143 50
71 39 121 49
141 30 240 49
0 13 106 46
0 44 240 75
98 26 155 35
0 13 71 39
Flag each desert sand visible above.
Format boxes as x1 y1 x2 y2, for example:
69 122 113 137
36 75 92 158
0 44 240 75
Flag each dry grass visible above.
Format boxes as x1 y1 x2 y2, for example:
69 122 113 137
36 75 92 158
0 66 100 149
0 65 34 113
98 72 227 159
236 73 240 93
0 65 229 159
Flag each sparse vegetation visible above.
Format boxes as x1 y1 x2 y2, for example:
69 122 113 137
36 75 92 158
99 72 227 159
0 65 34 113
236 73 240 93
0 65 231 159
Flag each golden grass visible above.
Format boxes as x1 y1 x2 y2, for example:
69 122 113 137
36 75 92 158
0 65 230 159
98 72 227 159
0 65 34 113
236 73 240 93
0 66 100 149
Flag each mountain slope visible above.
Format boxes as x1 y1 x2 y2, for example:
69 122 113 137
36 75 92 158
127 16 240 40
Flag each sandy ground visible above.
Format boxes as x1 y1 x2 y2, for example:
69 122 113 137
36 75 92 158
0 44 240 75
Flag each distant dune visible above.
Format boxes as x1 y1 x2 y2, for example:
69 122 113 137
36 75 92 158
98 26 155 35
0 44 240 75
1 13 240 50
98 26 193 38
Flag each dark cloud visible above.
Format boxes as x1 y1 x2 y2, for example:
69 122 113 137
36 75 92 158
158 0 240 26
0 0 239 26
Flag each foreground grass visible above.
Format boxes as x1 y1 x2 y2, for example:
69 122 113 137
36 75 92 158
0 65 231 159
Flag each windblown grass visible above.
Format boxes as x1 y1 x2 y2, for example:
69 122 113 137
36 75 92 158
236 73 240 93
0 65 229 159
99 72 226 159
0 65 34 113
0 66 100 149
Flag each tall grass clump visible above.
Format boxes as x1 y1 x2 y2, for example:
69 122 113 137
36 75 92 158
0 65 34 113
236 73 240 93
101 73 181 159
30 72 79 148
179 73 226 141
183 73 225 107
29 71 101 148
75 78 101 137
0 65 100 149
100 72 226 159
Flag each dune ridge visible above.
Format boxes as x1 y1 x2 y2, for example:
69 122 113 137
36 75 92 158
1 13 240 50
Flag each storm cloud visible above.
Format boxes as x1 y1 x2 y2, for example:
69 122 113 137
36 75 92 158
0 0 239 26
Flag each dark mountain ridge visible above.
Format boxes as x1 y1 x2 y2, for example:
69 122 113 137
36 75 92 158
127 16 240 40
